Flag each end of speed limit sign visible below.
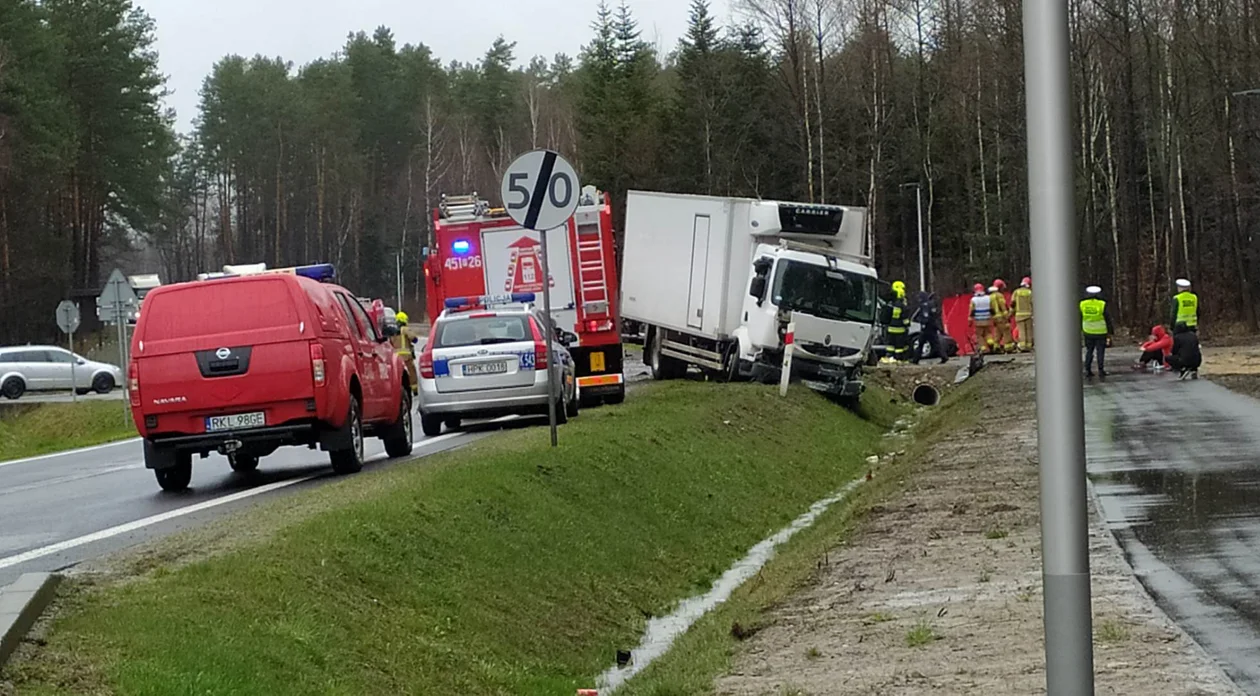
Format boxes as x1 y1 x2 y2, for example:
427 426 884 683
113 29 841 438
501 149 581 231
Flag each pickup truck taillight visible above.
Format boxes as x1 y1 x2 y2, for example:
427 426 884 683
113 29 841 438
128 362 140 407
310 342 326 387
418 343 435 379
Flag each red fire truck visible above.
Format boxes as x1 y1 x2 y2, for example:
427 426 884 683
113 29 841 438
423 186 625 406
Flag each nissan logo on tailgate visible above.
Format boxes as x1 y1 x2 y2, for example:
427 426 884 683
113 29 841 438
215 347 231 360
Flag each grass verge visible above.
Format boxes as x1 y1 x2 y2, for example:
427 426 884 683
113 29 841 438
0 402 135 462
614 371 984 696
7 381 902 696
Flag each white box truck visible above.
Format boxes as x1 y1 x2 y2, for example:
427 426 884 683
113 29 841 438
620 190 879 399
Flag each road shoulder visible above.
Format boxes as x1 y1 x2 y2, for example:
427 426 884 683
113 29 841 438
714 363 1241 695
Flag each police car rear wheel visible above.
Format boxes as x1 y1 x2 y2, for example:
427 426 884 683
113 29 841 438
420 412 443 438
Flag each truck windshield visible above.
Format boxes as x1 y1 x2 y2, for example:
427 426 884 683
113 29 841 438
771 261 877 324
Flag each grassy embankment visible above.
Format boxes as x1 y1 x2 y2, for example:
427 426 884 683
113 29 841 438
8 381 905 696
0 402 135 462
617 371 984 695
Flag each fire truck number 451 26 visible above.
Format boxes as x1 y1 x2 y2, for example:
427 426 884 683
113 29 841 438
444 256 483 271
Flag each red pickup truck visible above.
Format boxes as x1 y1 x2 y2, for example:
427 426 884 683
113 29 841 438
129 264 413 491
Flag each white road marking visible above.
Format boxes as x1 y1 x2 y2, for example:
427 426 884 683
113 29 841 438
0 437 142 470
0 432 463 571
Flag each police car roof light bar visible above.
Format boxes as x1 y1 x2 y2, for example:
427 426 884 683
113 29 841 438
443 293 536 310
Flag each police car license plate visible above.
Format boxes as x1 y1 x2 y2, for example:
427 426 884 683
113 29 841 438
205 412 265 432
464 362 508 376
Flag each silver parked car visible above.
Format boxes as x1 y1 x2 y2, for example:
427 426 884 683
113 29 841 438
416 295 579 437
0 346 123 399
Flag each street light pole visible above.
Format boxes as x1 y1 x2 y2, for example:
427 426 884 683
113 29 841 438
1023 1 1094 694
901 182 926 292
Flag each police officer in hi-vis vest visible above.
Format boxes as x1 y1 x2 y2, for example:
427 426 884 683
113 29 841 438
1170 278 1198 333
1080 285 1115 381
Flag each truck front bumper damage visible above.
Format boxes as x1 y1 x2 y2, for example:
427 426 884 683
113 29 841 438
749 352 864 397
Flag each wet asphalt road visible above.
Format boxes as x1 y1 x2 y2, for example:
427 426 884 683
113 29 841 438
1087 359 1260 692
0 423 501 588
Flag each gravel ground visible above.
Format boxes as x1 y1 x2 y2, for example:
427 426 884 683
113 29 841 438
713 362 1242 696
1201 343 1260 399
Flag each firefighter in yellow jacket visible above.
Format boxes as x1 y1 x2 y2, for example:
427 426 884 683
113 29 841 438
393 311 419 394
1013 277 1034 352
990 279 1013 353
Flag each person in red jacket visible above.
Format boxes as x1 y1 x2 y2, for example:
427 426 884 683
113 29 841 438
1133 325 1173 371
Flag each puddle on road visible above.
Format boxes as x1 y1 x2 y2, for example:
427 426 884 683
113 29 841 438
592 478 865 694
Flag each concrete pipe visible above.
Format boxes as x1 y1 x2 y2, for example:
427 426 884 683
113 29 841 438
913 384 941 407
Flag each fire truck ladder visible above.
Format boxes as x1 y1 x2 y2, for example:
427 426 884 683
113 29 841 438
439 193 489 221
575 216 609 315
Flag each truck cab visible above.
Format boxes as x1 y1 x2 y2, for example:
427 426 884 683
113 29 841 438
741 240 879 394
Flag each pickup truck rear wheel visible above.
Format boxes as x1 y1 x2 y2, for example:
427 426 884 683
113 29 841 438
382 390 414 458
330 398 365 475
155 454 193 492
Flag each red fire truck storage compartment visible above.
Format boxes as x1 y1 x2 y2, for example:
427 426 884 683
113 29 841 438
424 187 625 407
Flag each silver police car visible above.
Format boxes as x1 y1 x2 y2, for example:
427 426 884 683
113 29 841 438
416 294 579 436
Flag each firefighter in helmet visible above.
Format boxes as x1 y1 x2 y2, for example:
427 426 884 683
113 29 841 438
990 279 1013 353
393 311 419 394
1013 276 1034 352
970 283 994 354
882 280 911 363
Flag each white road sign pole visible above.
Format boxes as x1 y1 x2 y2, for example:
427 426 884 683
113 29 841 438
779 321 795 398
539 229 558 448
69 330 77 403
56 300 81 403
501 149 581 448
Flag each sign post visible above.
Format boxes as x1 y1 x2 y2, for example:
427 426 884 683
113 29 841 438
501 149 581 447
56 300 81 403
97 268 138 422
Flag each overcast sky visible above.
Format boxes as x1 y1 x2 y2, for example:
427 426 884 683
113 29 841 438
136 0 738 134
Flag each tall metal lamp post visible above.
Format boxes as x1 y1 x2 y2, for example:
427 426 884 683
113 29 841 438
900 182 926 292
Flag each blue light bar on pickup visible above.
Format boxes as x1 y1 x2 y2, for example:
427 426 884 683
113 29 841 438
198 263 336 283
443 293 536 310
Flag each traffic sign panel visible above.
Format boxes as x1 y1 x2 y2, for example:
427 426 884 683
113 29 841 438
101 268 138 307
500 149 581 232
56 300 80 335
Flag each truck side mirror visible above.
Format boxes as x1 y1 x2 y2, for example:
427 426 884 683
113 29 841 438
749 276 768 302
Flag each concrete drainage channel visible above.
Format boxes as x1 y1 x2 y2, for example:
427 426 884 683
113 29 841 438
0 573 60 670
